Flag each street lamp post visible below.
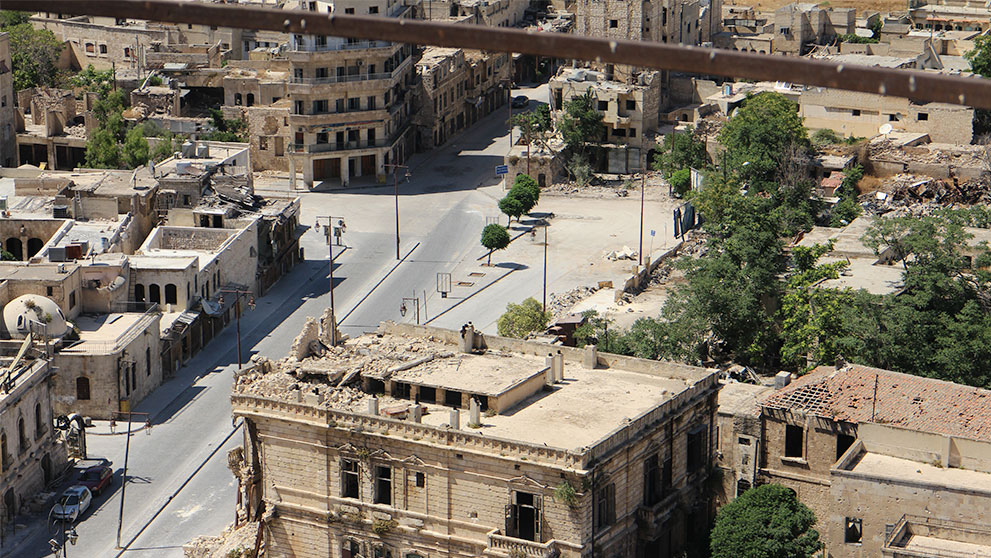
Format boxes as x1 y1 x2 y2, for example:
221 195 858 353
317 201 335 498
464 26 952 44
217 289 255 370
49 507 78 557
639 142 646 266
114 410 149 550
384 164 410 260
542 223 548 315
315 216 345 345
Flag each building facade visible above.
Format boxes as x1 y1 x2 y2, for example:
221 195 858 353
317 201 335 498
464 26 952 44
0 32 14 169
230 321 720 558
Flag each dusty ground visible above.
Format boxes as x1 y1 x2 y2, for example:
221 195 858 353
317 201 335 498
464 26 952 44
727 0 907 15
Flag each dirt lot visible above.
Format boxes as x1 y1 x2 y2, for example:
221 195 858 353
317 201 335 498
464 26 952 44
728 0 908 15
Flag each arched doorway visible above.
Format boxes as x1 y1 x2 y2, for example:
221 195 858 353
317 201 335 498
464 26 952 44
5 238 22 261
26 238 44 258
41 453 52 485
149 284 161 304
3 488 14 523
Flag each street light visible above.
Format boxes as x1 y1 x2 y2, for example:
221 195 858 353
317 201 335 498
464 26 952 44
384 163 411 260
314 215 345 346
114 410 149 550
217 289 255 370
48 508 78 558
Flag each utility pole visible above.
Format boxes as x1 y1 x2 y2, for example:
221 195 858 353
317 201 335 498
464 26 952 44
639 139 646 265
115 411 149 550
218 289 255 369
384 164 410 260
542 224 548 315
315 215 346 345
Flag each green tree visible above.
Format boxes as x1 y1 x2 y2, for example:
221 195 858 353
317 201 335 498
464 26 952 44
810 128 841 147
669 168 691 197
653 126 707 178
71 65 115 97
558 91 604 156
0 10 29 28
711 484 821 558
480 223 510 265
85 128 122 169
497 297 551 338
201 108 247 142
511 173 540 213
830 165 863 227
719 91 810 192
122 126 150 169
567 153 592 186
3 18 64 91
498 193 527 225
966 34 991 78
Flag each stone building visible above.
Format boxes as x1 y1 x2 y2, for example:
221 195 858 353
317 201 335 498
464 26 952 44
413 48 469 150
14 87 90 171
229 321 720 558
717 363 991 558
0 346 69 536
908 0 991 33
0 32 14 169
283 0 417 187
773 3 855 56
713 381 772 507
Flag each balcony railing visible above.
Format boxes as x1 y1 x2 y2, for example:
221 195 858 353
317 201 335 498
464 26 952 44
289 138 390 153
486 530 560 558
290 55 412 85
291 39 393 52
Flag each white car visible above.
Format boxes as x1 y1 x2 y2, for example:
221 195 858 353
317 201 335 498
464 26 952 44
52 486 92 523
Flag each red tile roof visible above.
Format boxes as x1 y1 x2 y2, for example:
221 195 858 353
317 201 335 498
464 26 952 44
761 364 991 442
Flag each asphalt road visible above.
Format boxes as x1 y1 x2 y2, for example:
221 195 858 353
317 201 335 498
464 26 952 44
4 83 549 558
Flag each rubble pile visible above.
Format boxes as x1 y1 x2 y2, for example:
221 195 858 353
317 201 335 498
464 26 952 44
861 173 991 214
548 285 598 318
184 521 259 558
868 138 990 168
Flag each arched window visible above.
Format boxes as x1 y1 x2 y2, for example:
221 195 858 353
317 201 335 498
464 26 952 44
26 238 44 258
0 431 8 471
146 347 152 377
246 93 255 106
149 284 161 304
76 377 91 401
234 93 243 106
17 417 26 453
35 403 44 438
5 238 22 261
135 284 145 302
165 284 177 305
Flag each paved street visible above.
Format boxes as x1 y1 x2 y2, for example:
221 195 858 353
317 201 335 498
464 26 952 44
1 81 682 558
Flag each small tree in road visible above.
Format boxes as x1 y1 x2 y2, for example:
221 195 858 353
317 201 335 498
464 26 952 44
499 193 527 224
497 297 551 338
711 484 822 558
481 223 510 265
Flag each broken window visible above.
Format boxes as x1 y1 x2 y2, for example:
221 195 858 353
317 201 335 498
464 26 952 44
594 483 615 530
687 427 707 473
507 491 541 541
374 465 392 505
609 19 618 28
341 459 359 499
851 109 861 116
444 389 461 407
917 112 929 121
736 479 751 496
661 456 672 495
785 424 804 458
845 517 863 544
393 382 410 399
836 433 855 461
373 545 391 558
643 454 661 506
626 99 636 111
259 137 269 151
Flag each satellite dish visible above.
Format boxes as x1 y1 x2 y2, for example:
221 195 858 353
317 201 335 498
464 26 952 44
879 123 893 135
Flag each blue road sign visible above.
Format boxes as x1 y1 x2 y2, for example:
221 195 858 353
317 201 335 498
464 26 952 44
495 165 509 175
650 230 656 237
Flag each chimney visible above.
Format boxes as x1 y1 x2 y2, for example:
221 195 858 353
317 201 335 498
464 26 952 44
774 371 792 390
469 398 481 426
449 408 460 430
554 351 564 382
410 404 423 423
545 353 555 385
460 323 475 353
367 396 379 416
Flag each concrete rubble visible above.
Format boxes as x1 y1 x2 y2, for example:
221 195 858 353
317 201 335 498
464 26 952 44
183 521 259 558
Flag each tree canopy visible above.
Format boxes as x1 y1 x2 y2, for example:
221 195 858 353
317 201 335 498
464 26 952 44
480 223 510 265
711 484 821 558
1 11 65 91
497 297 550 338
558 91 604 156
653 126 708 178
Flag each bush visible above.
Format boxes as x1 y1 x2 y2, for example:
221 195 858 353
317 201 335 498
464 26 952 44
497 298 551 338
568 153 591 187
811 128 842 147
669 168 691 196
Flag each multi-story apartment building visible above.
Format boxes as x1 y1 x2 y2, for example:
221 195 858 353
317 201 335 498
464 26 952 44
284 0 417 187
229 321 719 558
1 347 69 536
718 363 991 558
413 47 470 150
0 32 14 169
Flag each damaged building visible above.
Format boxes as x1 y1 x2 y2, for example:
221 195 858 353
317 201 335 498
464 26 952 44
227 320 719 558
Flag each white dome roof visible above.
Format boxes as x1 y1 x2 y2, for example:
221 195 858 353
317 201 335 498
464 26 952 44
3 295 70 339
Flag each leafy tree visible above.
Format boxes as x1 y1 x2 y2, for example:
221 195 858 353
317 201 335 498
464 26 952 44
480 223 510 265
967 34 991 78
0 249 17 261
497 297 551 338
85 128 122 169
669 168 691 197
122 126 150 169
870 18 883 39
839 33 878 44
510 173 540 213
719 91 810 192
567 153 592 186
71 65 115 97
147 75 163 86
810 128 841 147
573 310 628 354
201 108 247 142
558 91 604 156
830 165 863 227
653 127 708 178
498 193 527 225
2 17 65 91
711 484 821 558
512 109 552 158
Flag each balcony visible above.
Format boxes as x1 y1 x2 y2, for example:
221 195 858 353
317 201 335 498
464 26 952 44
290 55 412 86
291 40 393 53
486 530 575 558
636 492 679 539
289 126 408 154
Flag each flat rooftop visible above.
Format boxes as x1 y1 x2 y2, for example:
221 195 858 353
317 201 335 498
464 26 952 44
127 254 198 270
843 451 991 494
0 263 79 281
818 256 903 295
236 330 697 451
718 381 773 417
64 312 153 353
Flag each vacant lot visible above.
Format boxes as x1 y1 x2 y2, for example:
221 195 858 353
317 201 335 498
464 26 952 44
728 0 909 15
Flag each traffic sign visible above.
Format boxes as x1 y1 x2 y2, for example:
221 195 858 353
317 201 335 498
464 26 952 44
650 230 656 237
495 164 509 175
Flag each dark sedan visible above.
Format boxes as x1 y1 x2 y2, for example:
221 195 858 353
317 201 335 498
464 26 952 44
79 464 113 496
511 95 529 108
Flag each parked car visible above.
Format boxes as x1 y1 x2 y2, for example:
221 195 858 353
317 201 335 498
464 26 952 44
79 464 113 496
511 95 529 108
52 486 92 523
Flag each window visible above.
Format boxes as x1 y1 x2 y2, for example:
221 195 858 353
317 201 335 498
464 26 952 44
597 100 608 111
609 19 619 28
836 433 855 460
69 291 76 309
165 284 177 305
314 100 329 113
17 417 26 453
336 98 346 112
85 42 95 54
146 347 152 378
629 128 637 138
369 6 379 14
594 483 615 530
415 471 425 487
736 479 751 496
626 99 636 111
643 454 660 505
99 44 108 55
374 465 392 505
344 7 355 14
888 113 900 121
612 128 627 137
508 491 541 541
316 67 329 79
851 109 861 116
342 538 361 558
76 377 91 400
46 286 53 296
0 432 7 471
316 132 329 144
35 403 45 438
368 96 376 110
368 129 376 143
294 100 304 114
259 137 269 150
1 95 6 108
348 97 360 110
687 427 707 473
246 93 255 107
235 93 243 106
341 459 359 498
845 517 863 544
785 424 804 458
347 129 360 142
917 112 929 121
